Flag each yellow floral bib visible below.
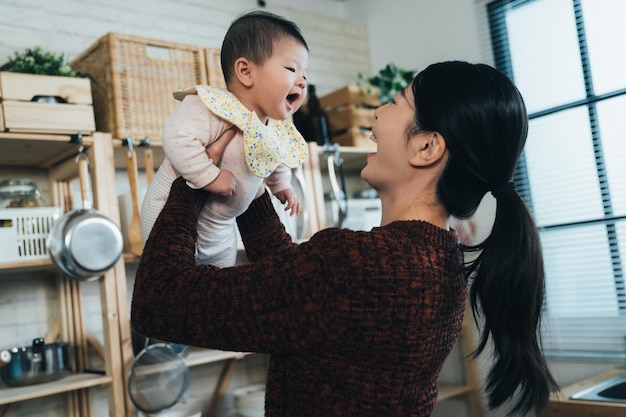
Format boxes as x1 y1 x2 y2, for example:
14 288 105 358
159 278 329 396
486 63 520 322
173 86 307 178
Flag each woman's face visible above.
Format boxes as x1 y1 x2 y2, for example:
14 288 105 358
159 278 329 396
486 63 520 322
361 84 417 192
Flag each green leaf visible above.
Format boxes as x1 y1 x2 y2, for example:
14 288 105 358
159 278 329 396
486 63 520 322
2 46 76 77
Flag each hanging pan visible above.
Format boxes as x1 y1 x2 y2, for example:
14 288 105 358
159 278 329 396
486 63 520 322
47 149 123 281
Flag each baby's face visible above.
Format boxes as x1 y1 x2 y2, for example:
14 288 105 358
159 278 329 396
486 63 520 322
249 37 308 122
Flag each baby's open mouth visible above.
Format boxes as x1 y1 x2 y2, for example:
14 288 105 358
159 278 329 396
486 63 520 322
286 93 299 104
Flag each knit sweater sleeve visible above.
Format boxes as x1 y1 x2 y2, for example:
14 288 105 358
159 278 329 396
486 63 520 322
131 176 466 368
131 177 336 353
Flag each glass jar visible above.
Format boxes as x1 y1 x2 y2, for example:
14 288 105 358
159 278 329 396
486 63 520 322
0 179 44 208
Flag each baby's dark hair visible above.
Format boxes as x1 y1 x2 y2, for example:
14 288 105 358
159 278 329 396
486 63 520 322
221 11 308 85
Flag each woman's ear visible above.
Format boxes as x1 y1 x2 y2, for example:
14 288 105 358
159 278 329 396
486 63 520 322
233 57 253 87
409 132 447 167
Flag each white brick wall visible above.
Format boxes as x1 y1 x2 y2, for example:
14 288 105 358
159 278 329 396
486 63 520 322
0 0 371 96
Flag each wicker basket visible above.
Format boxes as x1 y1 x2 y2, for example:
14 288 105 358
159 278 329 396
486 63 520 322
71 32 207 141
204 47 226 89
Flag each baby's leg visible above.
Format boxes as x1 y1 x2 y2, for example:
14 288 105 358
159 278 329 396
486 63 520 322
140 167 174 242
195 203 237 267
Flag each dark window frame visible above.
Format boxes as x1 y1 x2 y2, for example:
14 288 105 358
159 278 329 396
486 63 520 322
487 0 626 315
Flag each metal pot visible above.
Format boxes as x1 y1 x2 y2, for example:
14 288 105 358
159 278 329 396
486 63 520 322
47 151 123 281
0 338 71 387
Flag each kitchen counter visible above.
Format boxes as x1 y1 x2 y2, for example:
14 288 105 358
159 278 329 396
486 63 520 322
539 367 626 417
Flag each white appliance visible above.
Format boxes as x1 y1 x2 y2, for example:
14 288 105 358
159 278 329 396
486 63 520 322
325 198 381 231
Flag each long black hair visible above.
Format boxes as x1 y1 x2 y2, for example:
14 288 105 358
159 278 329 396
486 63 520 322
411 61 558 414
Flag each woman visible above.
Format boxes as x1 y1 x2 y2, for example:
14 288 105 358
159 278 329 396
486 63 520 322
132 61 558 416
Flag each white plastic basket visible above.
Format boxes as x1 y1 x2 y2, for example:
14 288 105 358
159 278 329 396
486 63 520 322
0 207 61 264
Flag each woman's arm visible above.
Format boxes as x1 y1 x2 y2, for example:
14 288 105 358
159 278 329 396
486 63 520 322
131 177 334 353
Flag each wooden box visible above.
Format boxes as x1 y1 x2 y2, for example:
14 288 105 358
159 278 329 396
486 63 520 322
320 85 380 147
332 127 375 148
71 32 207 141
0 72 95 134
319 85 381 110
326 105 375 135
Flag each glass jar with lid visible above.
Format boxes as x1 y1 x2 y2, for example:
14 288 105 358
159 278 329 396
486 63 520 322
0 179 45 208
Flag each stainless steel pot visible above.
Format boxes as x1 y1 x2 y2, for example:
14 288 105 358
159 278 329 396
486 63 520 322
47 151 123 281
0 338 71 387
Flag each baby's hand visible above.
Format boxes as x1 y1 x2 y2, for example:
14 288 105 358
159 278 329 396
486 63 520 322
274 188 301 216
205 169 237 197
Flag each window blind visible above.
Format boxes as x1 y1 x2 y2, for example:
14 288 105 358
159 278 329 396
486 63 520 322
488 0 626 358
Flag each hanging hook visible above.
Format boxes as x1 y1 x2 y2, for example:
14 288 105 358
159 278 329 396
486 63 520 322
122 136 135 158
323 142 343 167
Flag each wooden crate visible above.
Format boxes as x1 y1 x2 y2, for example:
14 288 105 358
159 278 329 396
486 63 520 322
326 105 375 135
0 72 95 134
71 32 207 141
204 47 226 88
319 85 381 110
332 127 375 148
320 85 380 148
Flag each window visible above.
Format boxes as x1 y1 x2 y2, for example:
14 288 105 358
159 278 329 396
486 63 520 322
488 0 626 359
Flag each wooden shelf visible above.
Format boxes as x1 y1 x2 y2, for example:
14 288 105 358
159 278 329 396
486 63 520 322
0 132 93 169
0 373 112 405
111 138 164 170
314 143 374 170
437 383 476 401
0 258 54 273
184 349 249 368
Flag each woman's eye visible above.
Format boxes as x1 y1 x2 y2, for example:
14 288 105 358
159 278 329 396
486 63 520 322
388 98 396 105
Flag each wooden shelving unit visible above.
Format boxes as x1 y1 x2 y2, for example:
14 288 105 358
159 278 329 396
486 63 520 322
0 132 131 417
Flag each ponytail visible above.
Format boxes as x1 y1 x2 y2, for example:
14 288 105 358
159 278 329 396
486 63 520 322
463 189 558 414
413 61 559 415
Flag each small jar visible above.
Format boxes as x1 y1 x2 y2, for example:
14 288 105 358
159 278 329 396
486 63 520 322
0 179 44 208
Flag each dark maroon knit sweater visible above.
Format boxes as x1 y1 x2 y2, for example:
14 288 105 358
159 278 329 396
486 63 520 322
131 177 467 417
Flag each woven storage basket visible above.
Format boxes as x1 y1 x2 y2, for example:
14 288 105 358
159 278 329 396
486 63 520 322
204 47 226 89
71 32 207 141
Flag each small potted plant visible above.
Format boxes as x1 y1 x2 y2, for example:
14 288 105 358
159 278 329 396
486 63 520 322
0 46 95 134
0 46 76 77
358 63 416 103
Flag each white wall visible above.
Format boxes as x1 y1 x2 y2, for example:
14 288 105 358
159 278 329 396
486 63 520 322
346 0 488 74
0 0 369 96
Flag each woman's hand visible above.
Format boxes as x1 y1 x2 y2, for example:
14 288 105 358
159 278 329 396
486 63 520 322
206 127 236 165
205 170 237 197
204 127 237 196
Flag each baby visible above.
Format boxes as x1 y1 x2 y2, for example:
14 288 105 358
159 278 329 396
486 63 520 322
140 11 309 267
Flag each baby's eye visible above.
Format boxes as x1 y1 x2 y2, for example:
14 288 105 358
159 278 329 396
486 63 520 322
285 67 295 73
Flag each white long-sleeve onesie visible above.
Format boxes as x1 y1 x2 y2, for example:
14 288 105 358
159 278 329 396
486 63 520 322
141 89 306 267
